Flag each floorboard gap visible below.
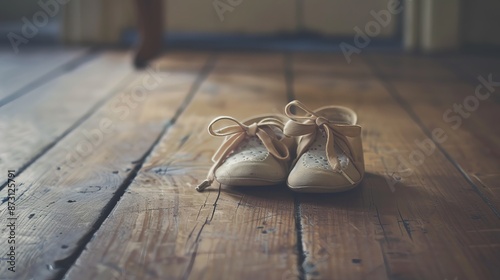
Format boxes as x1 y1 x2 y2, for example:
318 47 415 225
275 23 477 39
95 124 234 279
0 48 99 108
54 54 217 280
294 195 307 280
362 55 500 219
285 52 306 280
0 72 137 193
284 52 296 103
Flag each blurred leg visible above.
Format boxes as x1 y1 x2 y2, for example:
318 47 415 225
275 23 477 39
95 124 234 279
134 0 163 68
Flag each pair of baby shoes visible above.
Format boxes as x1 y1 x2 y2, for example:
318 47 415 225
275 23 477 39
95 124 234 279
196 100 365 193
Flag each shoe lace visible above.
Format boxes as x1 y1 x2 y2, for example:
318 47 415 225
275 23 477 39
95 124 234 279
196 116 290 192
284 100 362 177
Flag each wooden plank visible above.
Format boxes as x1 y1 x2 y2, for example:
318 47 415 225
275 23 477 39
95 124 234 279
451 55 500 77
0 48 88 102
64 53 298 280
157 51 212 72
369 54 500 210
292 52 372 77
0 52 209 279
366 53 457 82
439 54 500 85
214 52 285 72
0 51 134 188
386 79 500 208
291 54 500 280
302 0 398 37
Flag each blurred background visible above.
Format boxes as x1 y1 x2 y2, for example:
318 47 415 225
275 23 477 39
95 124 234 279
1 0 499 54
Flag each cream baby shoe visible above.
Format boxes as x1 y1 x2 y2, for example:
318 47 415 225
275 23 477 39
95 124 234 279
196 115 293 192
283 100 365 193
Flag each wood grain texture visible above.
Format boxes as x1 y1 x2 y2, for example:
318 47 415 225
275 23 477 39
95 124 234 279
292 52 372 77
366 53 457 82
156 51 211 72
439 54 500 84
0 52 209 279
0 48 87 102
1 50 499 280
133 0 163 68
0 52 134 187
386 76 500 210
65 53 298 280
368 54 500 211
291 54 500 280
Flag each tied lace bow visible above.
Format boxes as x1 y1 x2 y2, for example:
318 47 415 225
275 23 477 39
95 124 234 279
284 101 361 175
196 116 290 192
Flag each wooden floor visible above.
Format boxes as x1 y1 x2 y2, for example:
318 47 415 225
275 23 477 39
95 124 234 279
1 48 499 280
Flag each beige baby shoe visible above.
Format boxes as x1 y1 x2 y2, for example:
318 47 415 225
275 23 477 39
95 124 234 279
283 100 365 193
196 115 294 192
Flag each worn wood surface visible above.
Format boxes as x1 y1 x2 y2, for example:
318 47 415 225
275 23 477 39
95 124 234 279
0 52 208 279
0 49 499 280
371 55 500 212
292 54 500 280
0 52 133 187
65 53 298 280
0 48 88 103
365 53 457 82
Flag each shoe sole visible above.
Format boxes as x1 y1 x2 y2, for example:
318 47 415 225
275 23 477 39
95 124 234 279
216 177 285 186
286 181 361 193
